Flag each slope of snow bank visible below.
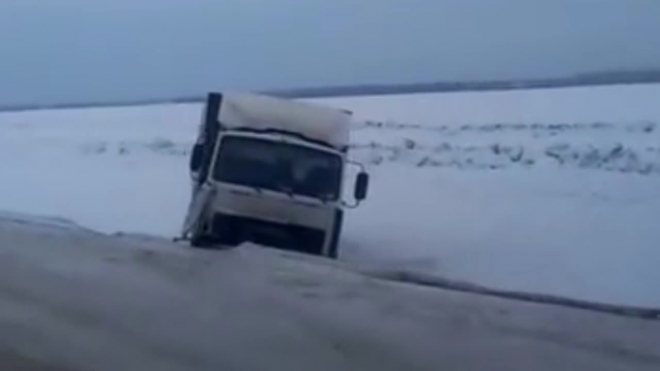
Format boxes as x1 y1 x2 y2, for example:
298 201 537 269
1 83 659 307
341 166 660 308
2 219 660 371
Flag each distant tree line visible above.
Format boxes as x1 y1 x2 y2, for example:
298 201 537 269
266 68 660 98
3 69 660 112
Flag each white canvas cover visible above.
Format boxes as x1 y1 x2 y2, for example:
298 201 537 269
218 93 351 150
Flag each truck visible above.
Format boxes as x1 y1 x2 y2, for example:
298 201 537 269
180 92 369 259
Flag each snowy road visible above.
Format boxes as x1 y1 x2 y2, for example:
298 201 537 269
1 218 660 371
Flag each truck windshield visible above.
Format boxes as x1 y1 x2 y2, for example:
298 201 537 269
213 136 342 201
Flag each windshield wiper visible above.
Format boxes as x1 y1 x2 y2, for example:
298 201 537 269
244 182 264 195
277 186 296 199
318 194 331 204
273 184 333 204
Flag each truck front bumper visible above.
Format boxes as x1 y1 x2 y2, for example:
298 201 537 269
210 213 327 256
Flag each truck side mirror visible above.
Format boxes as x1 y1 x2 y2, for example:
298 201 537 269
354 172 369 201
190 144 204 172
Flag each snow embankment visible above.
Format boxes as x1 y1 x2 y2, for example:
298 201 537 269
1 218 660 371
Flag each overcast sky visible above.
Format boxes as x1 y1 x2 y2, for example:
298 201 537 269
1 0 659 106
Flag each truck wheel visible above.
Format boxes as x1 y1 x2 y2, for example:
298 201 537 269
190 234 212 248
328 245 338 259
190 221 213 248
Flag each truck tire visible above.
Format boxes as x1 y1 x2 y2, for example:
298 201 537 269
328 209 344 259
190 220 214 248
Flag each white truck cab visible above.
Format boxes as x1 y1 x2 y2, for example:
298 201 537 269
181 92 369 258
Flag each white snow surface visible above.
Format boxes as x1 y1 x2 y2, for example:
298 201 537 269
1 83 660 307
3 220 660 371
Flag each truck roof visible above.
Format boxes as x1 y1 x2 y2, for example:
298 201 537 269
217 93 351 151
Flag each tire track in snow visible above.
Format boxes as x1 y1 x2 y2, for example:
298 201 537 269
368 269 660 322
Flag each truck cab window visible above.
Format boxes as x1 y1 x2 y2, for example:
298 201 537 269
213 136 342 201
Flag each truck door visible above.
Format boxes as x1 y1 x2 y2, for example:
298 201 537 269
190 92 223 186
182 93 223 238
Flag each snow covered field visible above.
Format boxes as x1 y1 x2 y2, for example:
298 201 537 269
1 83 659 307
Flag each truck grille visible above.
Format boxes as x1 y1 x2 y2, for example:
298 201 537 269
212 213 326 256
